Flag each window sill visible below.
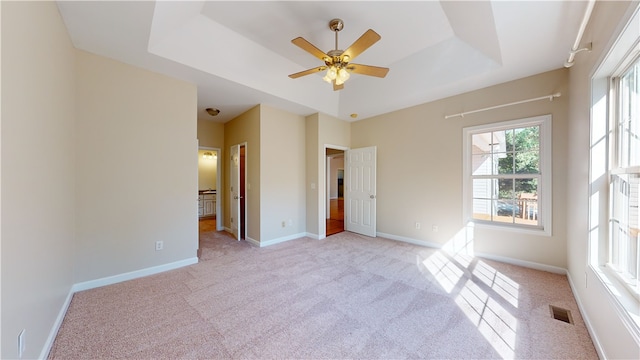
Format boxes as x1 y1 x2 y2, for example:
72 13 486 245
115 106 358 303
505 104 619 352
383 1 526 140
591 264 640 344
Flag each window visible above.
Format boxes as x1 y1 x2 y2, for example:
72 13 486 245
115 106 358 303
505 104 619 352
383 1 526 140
463 115 552 235
589 5 640 337
608 56 640 298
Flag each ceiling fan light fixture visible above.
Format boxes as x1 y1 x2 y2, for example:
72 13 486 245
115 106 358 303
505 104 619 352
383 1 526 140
338 68 350 82
323 66 338 83
206 107 220 116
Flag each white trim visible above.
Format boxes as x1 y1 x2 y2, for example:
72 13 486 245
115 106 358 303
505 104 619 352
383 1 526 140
474 251 566 274
591 265 640 344
245 236 260 247
377 231 567 275
40 289 74 360
256 233 307 247
305 232 321 240
72 257 198 292
377 232 442 249
567 272 609 360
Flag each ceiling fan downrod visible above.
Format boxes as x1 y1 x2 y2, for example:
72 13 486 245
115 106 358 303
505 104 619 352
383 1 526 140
327 19 346 63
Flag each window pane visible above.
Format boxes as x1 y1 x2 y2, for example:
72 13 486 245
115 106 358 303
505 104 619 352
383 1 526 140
620 60 640 167
492 130 509 152
629 63 640 166
498 179 514 200
472 154 492 175
494 200 516 223
472 133 492 154
610 173 639 279
473 199 492 221
514 126 539 151
497 153 513 174
631 111 640 166
515 150 540 174
473 179 494 199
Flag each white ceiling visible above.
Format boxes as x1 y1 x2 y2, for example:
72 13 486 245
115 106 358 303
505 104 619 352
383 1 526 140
56 1 587 123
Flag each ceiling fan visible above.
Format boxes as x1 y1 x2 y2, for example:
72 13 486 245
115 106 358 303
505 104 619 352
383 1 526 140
288 18 389 91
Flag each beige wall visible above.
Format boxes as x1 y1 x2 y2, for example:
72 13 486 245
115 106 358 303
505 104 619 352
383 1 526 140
566 1 639 358
317 114 351 237
260 105 306 242
305 114 320 236
224 105 261 240
197 119 224 149
198 149 217 190
352 68 569 268
1 2 77 358
305 113 351 238
75 50 198 282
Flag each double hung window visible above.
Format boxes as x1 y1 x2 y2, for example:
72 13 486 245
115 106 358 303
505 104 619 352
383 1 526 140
609 57 640 297
463 115 552 235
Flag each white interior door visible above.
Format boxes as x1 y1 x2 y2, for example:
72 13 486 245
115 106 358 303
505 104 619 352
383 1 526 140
345 146 377 237
230 144 240 240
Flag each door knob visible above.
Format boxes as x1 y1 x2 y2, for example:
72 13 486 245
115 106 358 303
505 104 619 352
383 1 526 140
234 195 239 199
370 195 375 199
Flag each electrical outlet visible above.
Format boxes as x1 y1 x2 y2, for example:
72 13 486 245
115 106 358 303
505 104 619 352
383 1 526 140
155 241 163 251
415 222 421 229
18 329 25 359
281 221 286 228
432 225 439 232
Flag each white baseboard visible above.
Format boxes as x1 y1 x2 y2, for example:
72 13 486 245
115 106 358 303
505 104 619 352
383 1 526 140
72 257 199 292
377 232 442 249
474 251 566 274
306 232 321 240
566 272 606 360
258 233 306 247
40 288 74 359
245 236 260 247
377 232 567 275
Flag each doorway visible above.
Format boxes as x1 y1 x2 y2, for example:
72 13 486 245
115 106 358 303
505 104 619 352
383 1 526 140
323 145 377 238
230 143 247 240
198 147 221 235
326 148 346 236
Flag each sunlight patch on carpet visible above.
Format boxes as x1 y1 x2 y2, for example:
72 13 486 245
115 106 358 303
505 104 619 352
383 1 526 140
473 260 520 307
422 222 519 359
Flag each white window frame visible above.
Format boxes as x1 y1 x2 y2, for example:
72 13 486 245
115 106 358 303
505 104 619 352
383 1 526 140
589 5 640 341
608 58 640 300
463 115 552 236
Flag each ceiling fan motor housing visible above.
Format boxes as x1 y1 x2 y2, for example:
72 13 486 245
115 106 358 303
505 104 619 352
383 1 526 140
329 18 344 32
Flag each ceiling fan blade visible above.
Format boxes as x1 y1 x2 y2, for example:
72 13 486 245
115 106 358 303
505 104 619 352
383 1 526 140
333 82 344 91
342 29 381 61
289 66 327 79
347 63 389 78
291 37 329 61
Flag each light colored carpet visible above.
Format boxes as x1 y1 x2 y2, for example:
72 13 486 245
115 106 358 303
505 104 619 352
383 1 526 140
49 231 597 359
